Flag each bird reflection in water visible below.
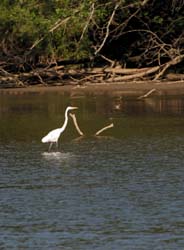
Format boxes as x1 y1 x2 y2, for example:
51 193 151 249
42 151 74 164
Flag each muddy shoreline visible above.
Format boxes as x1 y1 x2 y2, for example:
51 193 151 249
1 80 184 97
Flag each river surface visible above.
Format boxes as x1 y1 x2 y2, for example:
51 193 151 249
0 91 184 249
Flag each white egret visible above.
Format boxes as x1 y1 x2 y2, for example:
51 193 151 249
41 106 78 151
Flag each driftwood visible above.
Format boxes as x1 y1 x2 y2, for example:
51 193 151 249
137 88 157 99
154 54 184 80
69 113 84 136
0 53 183 87
107 66 160 82
95 123 114 136
104 67 155 75
165 73 184 81
70 113 114 137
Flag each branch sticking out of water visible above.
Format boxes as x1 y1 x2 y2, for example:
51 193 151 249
70 113 84 136
95 123 114 136
137 88 156 99
70 113 114 137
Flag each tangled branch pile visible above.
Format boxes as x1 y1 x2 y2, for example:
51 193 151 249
0 0 184 87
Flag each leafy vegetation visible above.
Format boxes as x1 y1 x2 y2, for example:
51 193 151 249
0 0 183 77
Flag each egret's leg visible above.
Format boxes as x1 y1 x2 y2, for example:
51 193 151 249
48 142 53 152
56 141 59 150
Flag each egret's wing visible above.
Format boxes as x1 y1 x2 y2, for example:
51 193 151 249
41 128 61 143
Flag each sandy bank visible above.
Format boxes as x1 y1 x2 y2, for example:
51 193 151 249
0 80 184 97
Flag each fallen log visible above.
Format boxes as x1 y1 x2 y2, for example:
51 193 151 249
107 66 160 81
154 54 184 80
104 67 156 75
165 73 184 81
1 54 183 86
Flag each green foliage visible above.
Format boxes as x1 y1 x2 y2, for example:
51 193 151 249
0 0 183 67
0 0 96 61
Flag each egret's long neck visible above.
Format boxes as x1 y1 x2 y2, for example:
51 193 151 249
61 108 69 131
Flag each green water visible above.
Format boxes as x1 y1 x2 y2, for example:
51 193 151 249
0 91 184 249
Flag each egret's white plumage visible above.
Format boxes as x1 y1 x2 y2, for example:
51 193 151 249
41 106 78 151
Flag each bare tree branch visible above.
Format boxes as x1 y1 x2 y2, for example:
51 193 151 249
95 3 120 55
70 113 84 136
78 3 95 43
95 123 114 136
141 0 152 6
107 66 160 81
30 9 80 51
154 54 184 80
30 16 71 50
138 88 157 99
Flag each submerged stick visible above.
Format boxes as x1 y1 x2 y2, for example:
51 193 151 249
137 88 156 99
70 113 84 136
70 113 114 137
95 123 114 136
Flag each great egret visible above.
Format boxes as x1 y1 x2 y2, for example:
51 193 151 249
41 106 78 151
